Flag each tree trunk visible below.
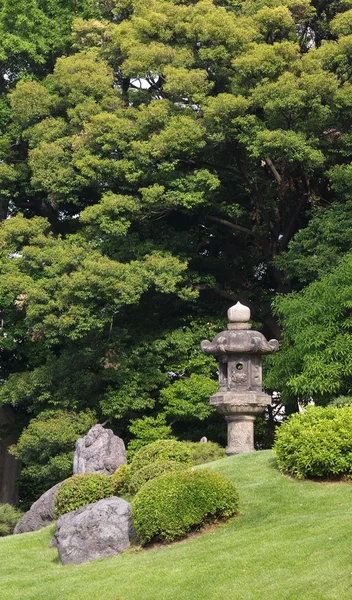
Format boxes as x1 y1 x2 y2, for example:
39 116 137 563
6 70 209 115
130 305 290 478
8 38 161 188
0 407 21 505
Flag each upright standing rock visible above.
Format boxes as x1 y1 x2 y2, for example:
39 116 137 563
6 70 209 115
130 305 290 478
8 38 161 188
73 424 127 475
201 302 279 455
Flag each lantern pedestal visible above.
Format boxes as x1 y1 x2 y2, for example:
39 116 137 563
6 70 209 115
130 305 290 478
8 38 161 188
201 302 279 455
209 390 272 454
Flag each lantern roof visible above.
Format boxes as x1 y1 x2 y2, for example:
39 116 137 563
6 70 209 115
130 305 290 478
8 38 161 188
201 302 279 356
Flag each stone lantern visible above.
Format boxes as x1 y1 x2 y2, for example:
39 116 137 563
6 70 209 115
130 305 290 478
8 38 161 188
201 302 279 455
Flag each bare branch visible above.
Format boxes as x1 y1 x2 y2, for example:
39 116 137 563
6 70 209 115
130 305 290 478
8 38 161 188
264 157 282 185
207 215 260 239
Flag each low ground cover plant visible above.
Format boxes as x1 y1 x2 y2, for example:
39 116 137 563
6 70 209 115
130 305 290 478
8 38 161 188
0 504 23 536
274 405 352 479
132 469 239 544
54 473 117 517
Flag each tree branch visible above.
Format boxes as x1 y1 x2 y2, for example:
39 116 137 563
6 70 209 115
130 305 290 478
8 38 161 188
264 157 282 185
279 175 310 251
207 215 260 239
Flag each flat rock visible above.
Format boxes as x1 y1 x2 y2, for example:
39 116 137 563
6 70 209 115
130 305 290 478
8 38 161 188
73 424 126 475
54 497 134 564
14 482 61 534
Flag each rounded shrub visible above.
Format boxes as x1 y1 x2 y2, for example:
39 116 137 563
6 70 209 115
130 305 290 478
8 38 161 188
112 464 133 495
132 469 240 544
128 460 186 495
184 441 226 465
54 473 117 517
130 440 193 474
274 405 352 479
0 504 23 536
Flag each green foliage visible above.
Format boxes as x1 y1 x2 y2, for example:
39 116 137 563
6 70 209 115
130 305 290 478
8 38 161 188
184 441 226 465
274 405 352 479
132 469 240 544
54 473 117 517
127 460 186 495
275 199 352 287
112 464 132 495
10 410 97 508
329 396 352 408
119 441 225 495
0 504 23 536
127 415 174 459
0 0 107 90
2 452 352 599
4 0 352 505
266 252 352 405
160 375 218 421
130 440 193 474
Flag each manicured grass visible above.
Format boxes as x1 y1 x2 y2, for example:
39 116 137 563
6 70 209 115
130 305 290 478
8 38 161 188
1 450 351 600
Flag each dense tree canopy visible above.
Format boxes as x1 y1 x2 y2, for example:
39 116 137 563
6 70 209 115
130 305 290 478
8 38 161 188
1 0 352 502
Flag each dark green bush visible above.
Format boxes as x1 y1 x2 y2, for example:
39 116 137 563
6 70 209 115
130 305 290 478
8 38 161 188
184 441 226 465
132 469 240 544
130 440 193 474
10 409 97 509
128 460 186 495
274 405 352 479
0 504 23 536
54 473 117 517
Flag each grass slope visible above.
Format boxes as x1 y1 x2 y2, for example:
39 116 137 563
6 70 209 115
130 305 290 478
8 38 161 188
0 451 351 600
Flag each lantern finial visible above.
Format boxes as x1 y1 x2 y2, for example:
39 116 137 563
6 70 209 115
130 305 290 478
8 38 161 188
227 301 251 330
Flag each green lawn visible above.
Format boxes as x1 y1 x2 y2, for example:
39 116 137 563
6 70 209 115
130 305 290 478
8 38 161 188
1 450 351 600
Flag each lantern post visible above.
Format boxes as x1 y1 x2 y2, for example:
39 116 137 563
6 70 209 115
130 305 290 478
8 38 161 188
201 302 279 455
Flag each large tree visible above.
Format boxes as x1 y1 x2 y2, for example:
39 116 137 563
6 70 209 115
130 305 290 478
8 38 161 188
2 0 352 501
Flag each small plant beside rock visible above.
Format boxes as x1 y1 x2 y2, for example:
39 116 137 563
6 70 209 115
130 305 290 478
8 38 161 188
113 464 132 495
132 469 240 544
0 504 23 536
54 473 118 517
274 405 352 479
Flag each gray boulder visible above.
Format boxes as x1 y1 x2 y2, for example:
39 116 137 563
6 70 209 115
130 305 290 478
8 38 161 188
54 497 135 564
14 482 61 534
73 424 126 475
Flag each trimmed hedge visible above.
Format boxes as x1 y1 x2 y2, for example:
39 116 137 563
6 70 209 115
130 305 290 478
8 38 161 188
274 405 352 479
185 441 226 465
0 504 23 536
54 473 117 517
128 460 186 495
130 440 193 474
132 469 239 544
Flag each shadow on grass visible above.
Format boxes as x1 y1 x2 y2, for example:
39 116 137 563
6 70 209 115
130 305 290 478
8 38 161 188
50 554 61 565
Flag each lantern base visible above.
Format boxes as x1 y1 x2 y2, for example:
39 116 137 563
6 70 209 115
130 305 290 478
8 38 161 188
225 415 256 454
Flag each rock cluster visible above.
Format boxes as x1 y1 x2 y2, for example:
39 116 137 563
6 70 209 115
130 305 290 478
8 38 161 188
15 425 134 564
15 425 126 535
